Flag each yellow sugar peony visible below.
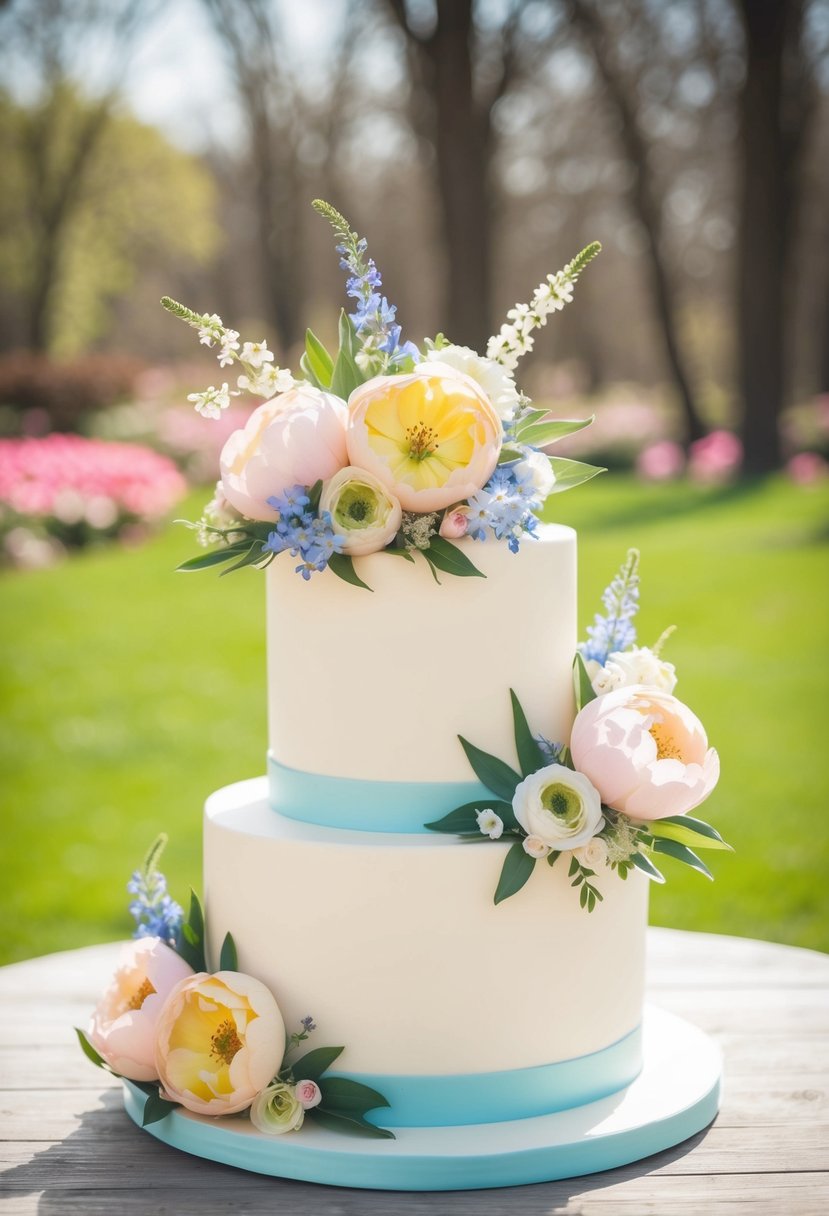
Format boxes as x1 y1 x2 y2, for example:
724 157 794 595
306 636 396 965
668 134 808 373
347 362 502 512
154 971 285 1116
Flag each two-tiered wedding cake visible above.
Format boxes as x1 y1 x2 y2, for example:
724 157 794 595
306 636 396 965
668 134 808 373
80 201 725 1189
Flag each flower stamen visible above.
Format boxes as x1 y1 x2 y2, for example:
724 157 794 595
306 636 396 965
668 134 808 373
405 422 439 461
125 977 156 1011
210 1018 243 1065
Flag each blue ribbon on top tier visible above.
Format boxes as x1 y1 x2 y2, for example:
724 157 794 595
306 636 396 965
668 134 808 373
267 753 492 834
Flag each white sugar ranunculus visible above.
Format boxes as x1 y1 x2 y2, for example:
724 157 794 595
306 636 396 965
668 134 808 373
250 1081 306 1134
512 765 604 851
514 450 556 500
319 466 402 556
575 837 609 870
570 686 719 821
424 344 522 420
220 386 348 521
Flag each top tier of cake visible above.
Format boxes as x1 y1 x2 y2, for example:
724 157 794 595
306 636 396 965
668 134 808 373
266 523 577 785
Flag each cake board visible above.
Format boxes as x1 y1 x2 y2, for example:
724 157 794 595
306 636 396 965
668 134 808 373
122 1004 721 1191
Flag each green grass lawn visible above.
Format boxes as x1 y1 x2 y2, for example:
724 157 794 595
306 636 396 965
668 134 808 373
2 474 828 964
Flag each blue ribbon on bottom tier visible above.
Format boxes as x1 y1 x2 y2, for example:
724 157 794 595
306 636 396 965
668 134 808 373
268 752 494 834
331 1024 643 1128
328 1026 636 1128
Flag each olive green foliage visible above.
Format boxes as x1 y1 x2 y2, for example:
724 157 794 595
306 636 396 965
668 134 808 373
1 476 827 963
0 85 218 354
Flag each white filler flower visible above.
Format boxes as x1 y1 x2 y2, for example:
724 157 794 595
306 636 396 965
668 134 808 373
476 808 504 840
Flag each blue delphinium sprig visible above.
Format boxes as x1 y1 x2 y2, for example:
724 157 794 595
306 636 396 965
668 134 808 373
466 466 541 553
580 548 640 665
128 834 183 945
312 199 419 371
263 485 346 580
536 736 565 765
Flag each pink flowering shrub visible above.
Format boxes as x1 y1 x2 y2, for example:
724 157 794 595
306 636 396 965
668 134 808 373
688 430 743 483
0 434 187 567
636 440 686 482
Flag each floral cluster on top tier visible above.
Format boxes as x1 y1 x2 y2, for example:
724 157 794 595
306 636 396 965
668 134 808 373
164 200 603 589
77 837 393 1139
426 550 729 910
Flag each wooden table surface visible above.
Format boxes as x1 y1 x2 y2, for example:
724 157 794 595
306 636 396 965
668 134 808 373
1 928 828 1215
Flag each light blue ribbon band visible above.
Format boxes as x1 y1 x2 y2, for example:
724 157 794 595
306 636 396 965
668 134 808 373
268 752 493 834
331 1024 643 1128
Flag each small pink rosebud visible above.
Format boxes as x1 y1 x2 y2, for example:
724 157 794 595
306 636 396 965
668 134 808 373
439 506 470 539
295 1079 322 1110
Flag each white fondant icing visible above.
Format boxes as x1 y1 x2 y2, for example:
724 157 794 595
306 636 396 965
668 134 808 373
266 524 577 782
204 779 648 1076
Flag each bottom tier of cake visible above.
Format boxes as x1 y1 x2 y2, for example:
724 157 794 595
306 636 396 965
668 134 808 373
123 1004 721 1190
203 778 650 1128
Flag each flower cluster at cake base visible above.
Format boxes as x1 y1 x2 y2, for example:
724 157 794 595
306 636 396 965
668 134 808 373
164 200 604 590
76 839 393 1139
425 550 731 909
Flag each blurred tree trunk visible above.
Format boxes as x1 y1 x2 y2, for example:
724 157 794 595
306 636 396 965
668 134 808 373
204 0 306 353
567 0 706 446
736 0 812 472
389 0 490 347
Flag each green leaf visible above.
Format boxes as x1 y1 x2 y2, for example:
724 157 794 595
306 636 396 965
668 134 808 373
316 1076 390 1113
652 838 714 880
299 351 322 389
649 815 733 852
383 547 415 562
494 841 536 904
515 415 594 447
176 543 251 572
330 310 363 399
419 550 442 584
497 446 526 465
509 689 545 776
75 1027 114 1072
175 888 207 971
218 932 238 971
425 536 485 579
313 1108 395 1140
304 328 334 388
547 456 606 494
328 552 373 592
458 736 522 801
424 799 516 834
631 851 666 884
141 1088 178 1127
308 479 323 513
573 651 598 712
290 1045 344 1083
218 541 268 576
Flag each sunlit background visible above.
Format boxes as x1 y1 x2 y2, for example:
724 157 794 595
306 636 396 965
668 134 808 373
1 0 828 963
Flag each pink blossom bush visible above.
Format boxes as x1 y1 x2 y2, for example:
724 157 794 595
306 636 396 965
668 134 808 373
636 440 686 482
786 451 828 485
688 431 743 483
0 434 187 566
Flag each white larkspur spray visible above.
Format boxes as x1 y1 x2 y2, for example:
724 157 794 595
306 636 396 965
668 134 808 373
240 340 275 369
512 764 604 851
476 808 504 840
424 344 522 421
187 383 236 420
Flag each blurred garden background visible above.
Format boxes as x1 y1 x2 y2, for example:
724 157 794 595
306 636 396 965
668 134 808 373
1 0 828 964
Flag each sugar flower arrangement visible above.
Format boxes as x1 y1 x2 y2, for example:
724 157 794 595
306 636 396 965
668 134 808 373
426 551 730 909
77 837 393 1139
163 199 603 590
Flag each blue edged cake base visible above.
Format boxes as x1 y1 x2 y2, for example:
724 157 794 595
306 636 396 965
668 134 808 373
122 1005 721 1192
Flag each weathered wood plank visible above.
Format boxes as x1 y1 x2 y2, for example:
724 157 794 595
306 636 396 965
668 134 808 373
2 1123 828 1179
0 1174 827 1216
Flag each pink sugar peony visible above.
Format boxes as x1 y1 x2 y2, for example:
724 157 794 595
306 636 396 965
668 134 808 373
219 387 348 521
87 938 194 1081
570 685 719 821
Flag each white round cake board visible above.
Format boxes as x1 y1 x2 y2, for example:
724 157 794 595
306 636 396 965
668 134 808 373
122 1004 721 1191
